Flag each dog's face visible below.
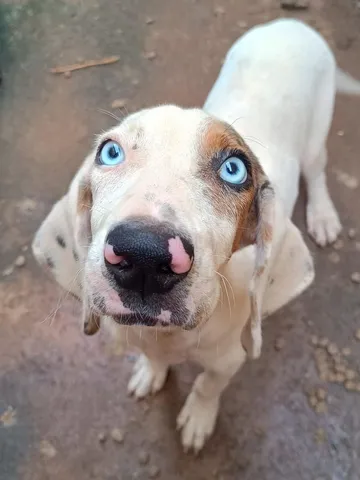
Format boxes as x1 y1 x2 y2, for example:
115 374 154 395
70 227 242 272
76 105 273 332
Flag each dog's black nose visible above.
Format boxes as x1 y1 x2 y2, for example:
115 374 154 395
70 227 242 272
104 219 194 297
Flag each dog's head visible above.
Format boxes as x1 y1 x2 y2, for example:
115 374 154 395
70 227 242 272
69 105 275 347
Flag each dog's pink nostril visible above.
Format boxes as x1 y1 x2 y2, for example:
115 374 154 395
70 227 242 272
168 236 193 274
104 244 125 265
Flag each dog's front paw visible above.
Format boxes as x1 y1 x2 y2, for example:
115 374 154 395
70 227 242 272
307 198 341 247
127 355 168 399
177 391 219 454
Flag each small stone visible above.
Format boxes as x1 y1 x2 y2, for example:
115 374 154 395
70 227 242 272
311 335 319 346
148 465 160 478
350 272 360 284
274 337 285 351
280 0 309 10
345 380 357 391
328 251 340 264
64 71 71 79
316 388 327 401
14 255 26 267
98 432 107 444
355 383 360 392
132 78 140 86
334 170 359 190
315 401 327 414
111 428 124 443
348 228 357 239
309 395 318 408
111 98 128 109
355 242 360 252
145 17 155 25
319 337 329 348
21 245 28 252
2 266 14 276
333 239 344 251
355 329 360 341
342 347 351 357
214 6 225 15
39 440 57 458
327 343 338 355
237 21 248 29
345 369 356 381
0 406 16 427
337 130 345 137
138 450 150 465
143 51 157 61
314 428 326 444
335 364 346 374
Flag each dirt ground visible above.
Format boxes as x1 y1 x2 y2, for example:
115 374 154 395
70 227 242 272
1 0 360 479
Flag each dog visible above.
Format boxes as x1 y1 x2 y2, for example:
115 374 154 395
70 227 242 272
32 18 360 452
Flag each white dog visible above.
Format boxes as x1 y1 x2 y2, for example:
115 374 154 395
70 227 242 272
32 19 360 452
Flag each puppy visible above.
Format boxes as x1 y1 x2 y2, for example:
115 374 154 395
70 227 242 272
32 19 360 452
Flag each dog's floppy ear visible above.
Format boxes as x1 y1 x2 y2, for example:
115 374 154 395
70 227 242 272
32 156 101 335
238 178 314 358
240 177 276 359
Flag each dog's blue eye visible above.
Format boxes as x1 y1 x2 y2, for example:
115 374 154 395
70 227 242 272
219 157 247 185
99 141 124 166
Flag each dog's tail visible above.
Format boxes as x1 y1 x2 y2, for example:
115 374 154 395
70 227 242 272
336 68 360 95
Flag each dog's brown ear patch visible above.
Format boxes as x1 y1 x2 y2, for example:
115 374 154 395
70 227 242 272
74 181 93 260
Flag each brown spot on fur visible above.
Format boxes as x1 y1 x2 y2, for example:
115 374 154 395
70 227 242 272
77 182 93 215
199 119 267 252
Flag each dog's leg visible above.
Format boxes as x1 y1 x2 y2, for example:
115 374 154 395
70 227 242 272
127 354 169 399
177 344 246 453
303 146 341 247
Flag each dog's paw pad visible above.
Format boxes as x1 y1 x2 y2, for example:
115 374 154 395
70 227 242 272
177 391 219 454
127 355 168 399
307 201 342 247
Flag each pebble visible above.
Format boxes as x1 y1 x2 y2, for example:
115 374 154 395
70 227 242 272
342 347 351 357
21 245 28 252
148 465 160 478
111 428 124 443
111 98 128 109
143 51 157 60
64 71 71 79
280 0 309 9
328 251 340 264
14 255 26 267
311 335 319 346
333 239 344 251
348 228 357 239
355 242 360 252
355 329 360 341
345 369 356 381
132 78 140 86
309 395 318 408
2 266 14 276
327 343 338 355
314 428 326 444
334 170 359 190
335 373 346 383
345 380 357 391
145 17 155 25
315 401 327 414
350 272 360 284
319 337 329 348
316 388 327 401
139 450 150 465
39 440 57 458
98 432 107 444
337 130 345 137
214 6 225 15
274 337 285 351
237 21 248 29
0 406 16 427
